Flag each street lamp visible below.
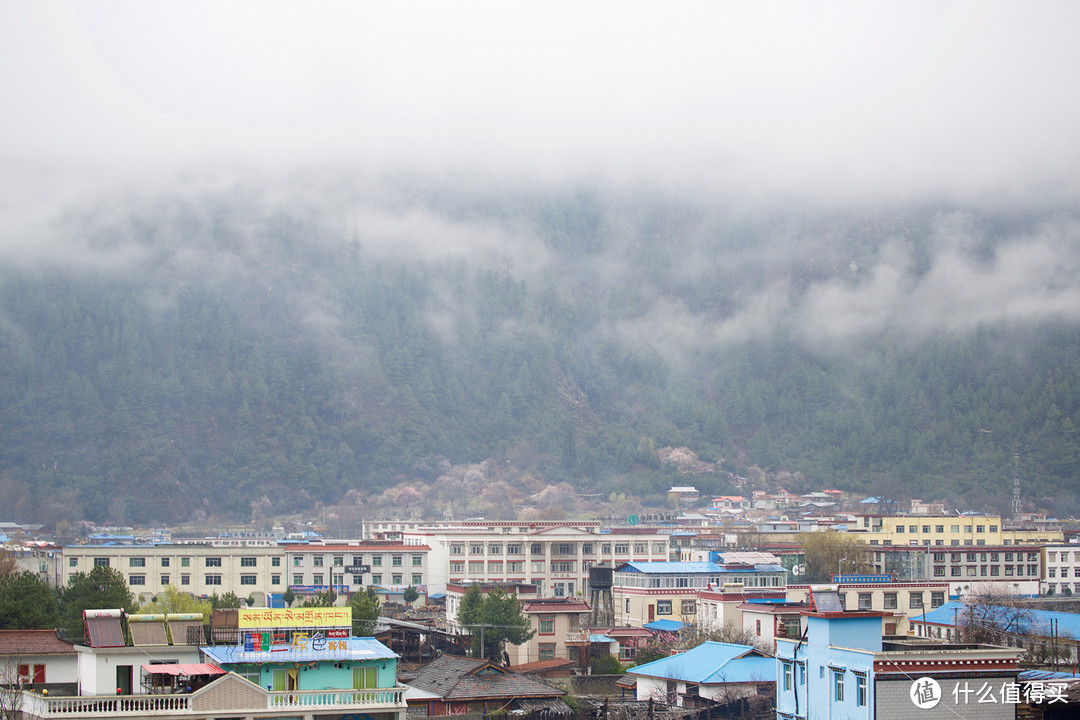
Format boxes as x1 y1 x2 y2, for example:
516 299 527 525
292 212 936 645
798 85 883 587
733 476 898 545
838 557 847 581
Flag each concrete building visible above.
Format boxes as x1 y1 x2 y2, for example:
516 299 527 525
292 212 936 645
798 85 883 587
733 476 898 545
629 641 775 709
850 514 1062 547
775 598 1023 720
63 543 286 606
614 556 787 628
402 521 669 597
283 542 430 605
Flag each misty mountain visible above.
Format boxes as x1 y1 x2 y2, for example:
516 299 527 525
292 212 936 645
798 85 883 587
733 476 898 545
1 175 1079 525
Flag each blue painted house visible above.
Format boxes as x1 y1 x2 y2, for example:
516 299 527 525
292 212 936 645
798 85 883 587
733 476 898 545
776 601 1021 720
627 641 775 708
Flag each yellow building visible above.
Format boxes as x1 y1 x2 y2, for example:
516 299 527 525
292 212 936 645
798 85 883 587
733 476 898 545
850 515 1061 548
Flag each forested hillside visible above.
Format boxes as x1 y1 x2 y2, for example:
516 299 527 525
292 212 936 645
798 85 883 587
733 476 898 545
2 176 1079 525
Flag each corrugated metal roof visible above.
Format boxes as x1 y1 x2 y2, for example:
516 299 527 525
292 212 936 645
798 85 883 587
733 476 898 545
915 601 1080 638
618 561 784 574
627 642 776 685
141 663 225 676
643 620 683 632
201 636 396 665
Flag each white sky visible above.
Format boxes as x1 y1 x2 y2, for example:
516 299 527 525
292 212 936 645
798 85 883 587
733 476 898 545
2 1 1079 200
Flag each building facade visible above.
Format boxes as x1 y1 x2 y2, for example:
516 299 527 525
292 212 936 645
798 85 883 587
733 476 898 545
403 521 669 597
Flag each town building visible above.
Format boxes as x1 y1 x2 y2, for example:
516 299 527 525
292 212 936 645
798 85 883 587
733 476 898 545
1041 544 1080 596
849 514 1062 547
629 641 775 709
614 555 787 627
0 629 78 694
775 593 1023 720
63 543 286 606
283 542 430 605
402 521 669 597
511 597 591 666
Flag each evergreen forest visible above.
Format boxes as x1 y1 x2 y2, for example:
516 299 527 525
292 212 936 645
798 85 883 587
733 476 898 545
1 175 1079 525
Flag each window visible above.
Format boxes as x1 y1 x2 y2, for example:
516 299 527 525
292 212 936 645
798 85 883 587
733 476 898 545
990 525 998 532
783 662 792 691
272 574 281 585
896 526 904 533
17 664 45 684
313 573 324 585
450 544 464 555
833 671 844 702
909 592 923 608
371 574 382 585
450 562 464 573
240 575 257 585
392 574 402 584
353 666 377 689
392 555 403 566
68 557 77 567
161 558 170 567
756 619 762 636
488 543 502 554
614 543 629 554
581 543 594 555
601 543 611 554
858 593 872 610
634 543 648 554
884 592 897 609
205 574 222 585
653 542 666 554
293 556 303 566
412 574 423 585
313 556 324 567
205 557 222 567
935 525 944 533
551 561 575 572
180 574 190 585
909 525 917 533
371 556 382 567
468 561 484 573
656 600 672 615
555 543 574 555
412 555 423 566
539 617 555 634
94 558 110 567
272 557 281 567
353 575 363 584
538 643 556 661
856 674 867 706
681 600 696 615
951 525 960 533
161 574 170 585
129 574 145 585
931 591 945 607
507 544 523 554
130 557 145 567
241 557 257 567
293 574 304 585
922 526 931 533
977 525 985 533
531 543 545 555
951 567 961 576
333 555 344 566
470 544 485 555
934 566 945 577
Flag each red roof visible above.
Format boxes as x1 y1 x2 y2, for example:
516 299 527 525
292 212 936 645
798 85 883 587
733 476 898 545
141 663 225 676
0 630 76 656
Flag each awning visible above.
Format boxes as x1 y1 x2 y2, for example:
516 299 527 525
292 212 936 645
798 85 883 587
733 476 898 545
141 663 225 677
643 619 683 632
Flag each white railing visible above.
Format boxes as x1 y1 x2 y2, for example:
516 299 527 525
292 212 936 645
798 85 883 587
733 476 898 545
20 692 191 716
14 686 404 718
269 687 404 709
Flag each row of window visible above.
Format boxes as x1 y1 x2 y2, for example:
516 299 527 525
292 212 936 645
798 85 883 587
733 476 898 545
126 574 266 586
894 524 999 534
293 573 423 586
448 542 666 555
292 555 422 567
83 556 283 568
933 565 1038 577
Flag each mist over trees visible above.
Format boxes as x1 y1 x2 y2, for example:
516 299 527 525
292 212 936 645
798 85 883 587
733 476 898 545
1 175 1079 525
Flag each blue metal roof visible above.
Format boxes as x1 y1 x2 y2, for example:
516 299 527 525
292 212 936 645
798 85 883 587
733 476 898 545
915 601 1080 639
628 642 776 684
643 620 684 632
618 561 782 574
202 636 396 665
590 634 616 643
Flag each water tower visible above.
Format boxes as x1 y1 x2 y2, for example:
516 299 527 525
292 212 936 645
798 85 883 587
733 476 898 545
589 564 614 626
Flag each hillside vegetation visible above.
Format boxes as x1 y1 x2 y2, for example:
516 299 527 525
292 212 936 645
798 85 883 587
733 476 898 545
1 177 1079 525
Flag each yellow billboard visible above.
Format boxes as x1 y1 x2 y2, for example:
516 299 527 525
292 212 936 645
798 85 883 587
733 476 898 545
238 607 352 629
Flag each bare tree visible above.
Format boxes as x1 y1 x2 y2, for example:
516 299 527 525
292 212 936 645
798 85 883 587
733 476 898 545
0 659 25 720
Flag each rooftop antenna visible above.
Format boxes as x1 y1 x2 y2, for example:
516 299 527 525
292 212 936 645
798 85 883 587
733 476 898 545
1012 452 1022 520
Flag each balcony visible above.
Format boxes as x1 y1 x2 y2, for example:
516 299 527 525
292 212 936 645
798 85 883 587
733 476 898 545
12 682 405 719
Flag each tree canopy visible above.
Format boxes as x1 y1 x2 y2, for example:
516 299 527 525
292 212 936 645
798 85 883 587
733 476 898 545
0 571 60 630
350 587 381 636
455 586 535 662
56 566 137 643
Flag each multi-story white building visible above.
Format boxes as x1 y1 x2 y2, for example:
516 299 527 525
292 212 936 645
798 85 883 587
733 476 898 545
283 542 430 604
402 521 669 597
1041 543 1080 595
63 542 286 605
